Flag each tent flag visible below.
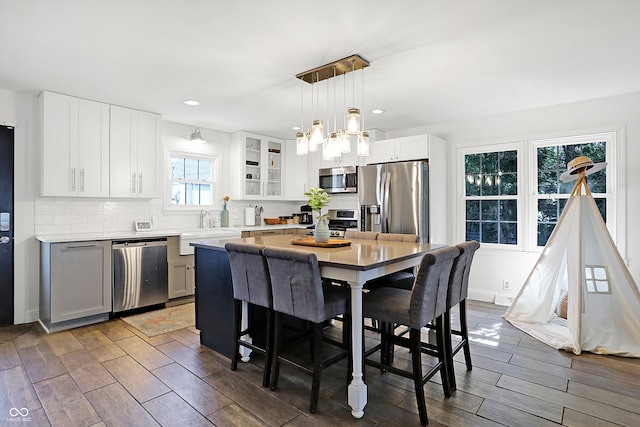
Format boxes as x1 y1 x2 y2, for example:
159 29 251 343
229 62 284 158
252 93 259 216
504 157 640 357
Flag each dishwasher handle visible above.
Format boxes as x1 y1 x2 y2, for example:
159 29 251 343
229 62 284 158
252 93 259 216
112 239 167 249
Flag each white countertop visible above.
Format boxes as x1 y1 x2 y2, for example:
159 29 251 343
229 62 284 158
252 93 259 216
36 224 308 243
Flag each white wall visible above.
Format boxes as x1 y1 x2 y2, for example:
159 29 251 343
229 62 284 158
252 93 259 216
386 91 640 303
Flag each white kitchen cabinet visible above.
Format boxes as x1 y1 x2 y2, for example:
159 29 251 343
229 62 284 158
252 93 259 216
320 142 365 168
167 236 194 299
39 240 111 332
230 132 284 200
366 134 431 164
41 91 110 197
284 139 309 200
110 105 160 198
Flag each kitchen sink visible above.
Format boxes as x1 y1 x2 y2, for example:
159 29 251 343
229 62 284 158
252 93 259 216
179 228 242 255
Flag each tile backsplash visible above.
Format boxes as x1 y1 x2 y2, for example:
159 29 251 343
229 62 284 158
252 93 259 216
33 197 311 235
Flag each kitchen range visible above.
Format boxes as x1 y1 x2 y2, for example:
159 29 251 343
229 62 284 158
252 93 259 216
305 209 359 238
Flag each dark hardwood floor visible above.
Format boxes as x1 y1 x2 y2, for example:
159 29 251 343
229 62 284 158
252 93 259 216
1 300 639 426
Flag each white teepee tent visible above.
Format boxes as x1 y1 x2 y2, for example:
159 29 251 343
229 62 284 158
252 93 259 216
504 157 640 356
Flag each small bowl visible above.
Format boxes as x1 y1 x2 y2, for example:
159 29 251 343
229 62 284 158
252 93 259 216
264 218 280 225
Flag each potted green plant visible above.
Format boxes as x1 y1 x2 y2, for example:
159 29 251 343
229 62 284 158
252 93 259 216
304 187 331 243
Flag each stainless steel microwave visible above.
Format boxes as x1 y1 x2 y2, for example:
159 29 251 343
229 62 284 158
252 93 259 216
318 166 357 194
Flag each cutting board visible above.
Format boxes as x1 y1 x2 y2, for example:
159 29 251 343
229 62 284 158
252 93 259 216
291 238 352 248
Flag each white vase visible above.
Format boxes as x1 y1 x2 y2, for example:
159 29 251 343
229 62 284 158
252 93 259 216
314 217 330 243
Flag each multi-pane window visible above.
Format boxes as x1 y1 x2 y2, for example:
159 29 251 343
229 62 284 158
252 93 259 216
464 150 518 245
170 155 216 206
535 138 607 246
584 266 611 294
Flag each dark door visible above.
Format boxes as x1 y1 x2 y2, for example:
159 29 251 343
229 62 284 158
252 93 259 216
0 125 14 326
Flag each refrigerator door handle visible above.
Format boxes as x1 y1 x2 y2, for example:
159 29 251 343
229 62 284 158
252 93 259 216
383 171 391 233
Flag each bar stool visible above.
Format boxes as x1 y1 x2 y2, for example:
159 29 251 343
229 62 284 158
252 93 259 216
225 242 273 388
362 245 459 425
263 247 351 414
343 230 378 240
444 240 480 391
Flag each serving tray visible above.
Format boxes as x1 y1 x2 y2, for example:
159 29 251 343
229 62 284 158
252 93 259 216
291 238 352 248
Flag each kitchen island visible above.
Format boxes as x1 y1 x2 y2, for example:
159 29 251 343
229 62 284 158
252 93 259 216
192 234 446 419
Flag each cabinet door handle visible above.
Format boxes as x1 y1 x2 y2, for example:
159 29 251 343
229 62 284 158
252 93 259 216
71 168 76 191
66 244 97 249
80 168 85 192
132 173 137 193
139 173 143 194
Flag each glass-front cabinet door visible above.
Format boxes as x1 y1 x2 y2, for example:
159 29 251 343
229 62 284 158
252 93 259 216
231 132 284 200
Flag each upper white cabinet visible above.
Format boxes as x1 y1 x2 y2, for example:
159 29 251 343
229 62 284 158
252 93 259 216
109 105 161 198
366 134 433 164
41 91 110 197
230 132 284 200
284 139 308 200
320 142 365 168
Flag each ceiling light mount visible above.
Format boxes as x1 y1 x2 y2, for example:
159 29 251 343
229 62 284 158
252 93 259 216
295 54 370 84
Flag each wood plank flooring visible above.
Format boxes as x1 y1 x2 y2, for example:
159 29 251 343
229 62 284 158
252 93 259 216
0 300 639 426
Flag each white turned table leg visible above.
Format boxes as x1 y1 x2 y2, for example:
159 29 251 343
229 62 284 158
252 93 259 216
348 281 367 418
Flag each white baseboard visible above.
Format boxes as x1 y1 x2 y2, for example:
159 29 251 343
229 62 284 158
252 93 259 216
23 308 39 324
468 289 495 303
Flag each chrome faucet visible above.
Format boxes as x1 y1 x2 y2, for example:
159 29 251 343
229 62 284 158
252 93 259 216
199 209 210 228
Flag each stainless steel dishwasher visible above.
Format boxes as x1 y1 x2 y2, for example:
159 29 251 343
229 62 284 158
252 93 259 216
112 239 168 313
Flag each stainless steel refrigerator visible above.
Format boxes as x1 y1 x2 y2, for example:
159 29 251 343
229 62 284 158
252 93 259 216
358 161 429 242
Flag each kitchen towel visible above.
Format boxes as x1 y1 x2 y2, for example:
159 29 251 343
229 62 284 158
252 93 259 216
244 207 255 226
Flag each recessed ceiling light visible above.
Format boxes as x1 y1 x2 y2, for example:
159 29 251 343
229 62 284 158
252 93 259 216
371 109 384 114
183 100 200 106
292 126 301 131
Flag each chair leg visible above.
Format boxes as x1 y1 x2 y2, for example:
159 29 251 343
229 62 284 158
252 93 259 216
435 315 452 398
231 299 242 372
262 308 273 388
310 323 324 413
270 312 283 391
410 328 428 426
443 308 457 391
459 300 473 371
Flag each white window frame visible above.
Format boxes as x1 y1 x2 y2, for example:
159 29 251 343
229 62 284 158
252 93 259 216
165 149 221 211
528 132 616 251
457 142 525 251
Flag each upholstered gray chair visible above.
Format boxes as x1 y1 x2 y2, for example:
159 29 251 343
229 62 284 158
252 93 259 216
444 240 480 391
225 242 273 388
362 245 460 426
263 247 351 414
344 230 378 240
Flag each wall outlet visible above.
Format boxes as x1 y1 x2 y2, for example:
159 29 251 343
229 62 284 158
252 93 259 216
502 280 511 290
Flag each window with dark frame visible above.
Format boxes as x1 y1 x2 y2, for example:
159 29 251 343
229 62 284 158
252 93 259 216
464 150 518 245
536 141 607 246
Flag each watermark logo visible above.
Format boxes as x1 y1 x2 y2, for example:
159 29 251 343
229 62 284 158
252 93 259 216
6 407 31 423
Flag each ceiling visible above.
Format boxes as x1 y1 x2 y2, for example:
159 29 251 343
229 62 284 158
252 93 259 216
2 0 640 140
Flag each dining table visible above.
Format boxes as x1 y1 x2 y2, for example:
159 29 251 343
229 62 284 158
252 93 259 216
233 234 446 419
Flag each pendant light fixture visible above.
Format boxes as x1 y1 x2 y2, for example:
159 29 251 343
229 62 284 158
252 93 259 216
357 65 370 156
189 128 206 144
295 54 369 158
296 78 308 155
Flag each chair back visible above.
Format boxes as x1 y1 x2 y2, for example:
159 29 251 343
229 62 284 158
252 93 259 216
263 247 325 323
344 230 378 240
448 240 480 307
225 242 272 308
409 246 460 328
377 233 418 242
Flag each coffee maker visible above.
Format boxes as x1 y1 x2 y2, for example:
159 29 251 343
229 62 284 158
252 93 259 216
294 204 313 225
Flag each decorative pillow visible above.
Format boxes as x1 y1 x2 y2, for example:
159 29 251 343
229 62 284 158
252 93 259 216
556 291 568 319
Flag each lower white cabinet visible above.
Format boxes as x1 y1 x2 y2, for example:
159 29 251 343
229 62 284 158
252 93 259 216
168 236 195 299
40 240 111 332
